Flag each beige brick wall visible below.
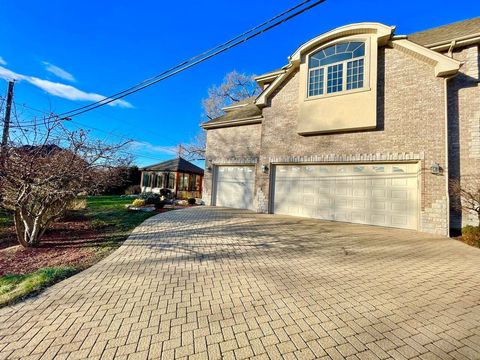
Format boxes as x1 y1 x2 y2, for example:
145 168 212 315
203 124 262 205
448 45 480 228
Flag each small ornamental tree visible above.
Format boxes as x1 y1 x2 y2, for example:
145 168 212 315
0 116 129 247
450 176 480 225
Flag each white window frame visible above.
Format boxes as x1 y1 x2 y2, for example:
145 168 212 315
306 38 370 99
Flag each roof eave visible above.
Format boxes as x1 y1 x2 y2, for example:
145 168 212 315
421 33 480 51
201 115 263 130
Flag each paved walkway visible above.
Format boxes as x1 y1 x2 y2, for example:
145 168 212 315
0 207 479 360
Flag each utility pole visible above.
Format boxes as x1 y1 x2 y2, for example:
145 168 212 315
1 81 14 154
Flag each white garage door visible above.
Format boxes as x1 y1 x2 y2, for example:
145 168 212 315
214 166 255 210
273 163 419 230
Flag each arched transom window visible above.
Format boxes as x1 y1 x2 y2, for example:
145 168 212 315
308 41 365 97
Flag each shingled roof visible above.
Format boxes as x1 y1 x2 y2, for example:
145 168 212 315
408 17 480 47
201 96 263 127
141 157 204 175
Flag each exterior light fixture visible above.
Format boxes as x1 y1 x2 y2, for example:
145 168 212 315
430 162 442 175
261 164 269 173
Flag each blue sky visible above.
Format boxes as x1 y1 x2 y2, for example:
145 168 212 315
1 1 478 167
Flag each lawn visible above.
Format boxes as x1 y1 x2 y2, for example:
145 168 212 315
0 196 159 307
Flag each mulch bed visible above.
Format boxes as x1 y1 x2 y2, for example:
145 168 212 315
0 213 100 276
0 206 185 277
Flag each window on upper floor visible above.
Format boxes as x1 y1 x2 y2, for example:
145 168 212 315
308 41 365 97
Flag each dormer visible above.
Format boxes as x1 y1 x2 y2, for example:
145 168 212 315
294 23 394 134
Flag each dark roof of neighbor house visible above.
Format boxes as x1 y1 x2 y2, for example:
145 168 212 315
408 17 480 46
141 157 204 175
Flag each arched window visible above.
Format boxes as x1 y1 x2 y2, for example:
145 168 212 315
308 42 365 97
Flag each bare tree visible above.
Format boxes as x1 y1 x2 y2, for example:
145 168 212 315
450 176 480 225
0 115 129 247
181 71 261 160
181 130 206 161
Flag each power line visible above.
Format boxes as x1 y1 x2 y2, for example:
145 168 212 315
2 96 178 163
58 0 327 119
7 97 182 147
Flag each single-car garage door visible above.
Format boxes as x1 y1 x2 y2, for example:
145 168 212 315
273 163 419 230
214 166 255 210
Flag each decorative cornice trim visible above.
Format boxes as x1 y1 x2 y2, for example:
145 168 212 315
289 23 394 63
390 39 462 77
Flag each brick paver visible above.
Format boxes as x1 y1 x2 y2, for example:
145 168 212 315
0 207 479 359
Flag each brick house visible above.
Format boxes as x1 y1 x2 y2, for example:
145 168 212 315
201 18 480 235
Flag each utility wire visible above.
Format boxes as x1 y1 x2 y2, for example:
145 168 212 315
7 97 184 147
6 98 177 155
59 0 316 118
58 0 327 119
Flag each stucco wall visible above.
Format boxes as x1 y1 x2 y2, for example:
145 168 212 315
203 123 262 205
257 46 448 235
448 45 480 228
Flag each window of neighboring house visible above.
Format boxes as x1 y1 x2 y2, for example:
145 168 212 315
189 174 195 192
178 173 189 191
166 172 175 189
155 172 163 188
142 172 150 187
308 41 365 97
151 173 157 188
195 175 202 191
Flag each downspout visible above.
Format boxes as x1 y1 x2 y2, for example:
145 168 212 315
443 40 457 237
444 76 451 237
447 40 457 57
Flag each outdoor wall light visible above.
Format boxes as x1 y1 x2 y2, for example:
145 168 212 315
206 159 213 172
430 162 443 175
261 164 269 173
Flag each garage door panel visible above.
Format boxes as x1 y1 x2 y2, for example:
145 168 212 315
214 166 255 210
273 163 419 230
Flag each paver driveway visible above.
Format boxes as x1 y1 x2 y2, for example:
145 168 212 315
0 207 479 360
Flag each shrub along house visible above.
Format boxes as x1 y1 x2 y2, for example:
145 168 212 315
140 157 204 199
202 18 480 235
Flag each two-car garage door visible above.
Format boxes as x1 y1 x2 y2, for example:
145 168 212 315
273 163 419 230
213 163 419 230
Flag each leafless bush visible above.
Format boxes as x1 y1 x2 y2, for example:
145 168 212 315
450 176 480 225
0 115 129 247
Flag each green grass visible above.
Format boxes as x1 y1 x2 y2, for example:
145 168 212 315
87 195 155 232
0 267 78 306
0 195 157 307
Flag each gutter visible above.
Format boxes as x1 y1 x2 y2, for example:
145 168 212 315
422 33 480 52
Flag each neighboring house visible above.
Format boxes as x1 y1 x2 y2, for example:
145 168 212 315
140 157 204 199
201 18 480 235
